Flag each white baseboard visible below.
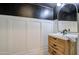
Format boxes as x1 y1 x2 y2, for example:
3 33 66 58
0 47 48 55
8 47 48 55
0 52 9 55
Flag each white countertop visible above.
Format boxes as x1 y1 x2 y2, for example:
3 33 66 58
48 33 79 42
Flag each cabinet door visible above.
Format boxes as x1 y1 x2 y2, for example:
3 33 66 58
41 22 53 48
27 22 41 50
0 18 8 54
8 19 27 54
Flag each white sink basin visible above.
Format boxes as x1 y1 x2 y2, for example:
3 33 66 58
65 33 78 42
65 34 78 38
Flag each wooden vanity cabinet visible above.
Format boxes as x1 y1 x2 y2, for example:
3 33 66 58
48 35 70 55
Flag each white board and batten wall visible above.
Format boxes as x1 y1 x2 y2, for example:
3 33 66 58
53 20 78 33
58 21 78 32
0 15 53 55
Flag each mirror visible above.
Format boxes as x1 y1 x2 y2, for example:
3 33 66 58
58 4 77 21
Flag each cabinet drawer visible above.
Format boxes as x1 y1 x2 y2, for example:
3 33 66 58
48 45 64 55
48 42 65 54
48 36 57 41
56 38 65 45
48 36 65 46
48 39 65 49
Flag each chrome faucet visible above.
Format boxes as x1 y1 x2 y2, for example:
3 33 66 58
62 29 70 35
62 29 67 35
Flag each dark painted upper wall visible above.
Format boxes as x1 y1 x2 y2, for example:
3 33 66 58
0 3 78 21
0 3 53 20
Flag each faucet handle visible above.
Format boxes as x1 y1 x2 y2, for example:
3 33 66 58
68 29 70 32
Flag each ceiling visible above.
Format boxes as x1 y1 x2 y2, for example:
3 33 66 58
33 3 57 8
35 3 79 9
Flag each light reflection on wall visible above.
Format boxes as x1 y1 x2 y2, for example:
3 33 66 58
40 8 52 19
40 9 50 18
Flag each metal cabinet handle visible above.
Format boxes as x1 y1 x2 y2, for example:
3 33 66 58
53 38 56 40
53 44 56 46
53 51 56 53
